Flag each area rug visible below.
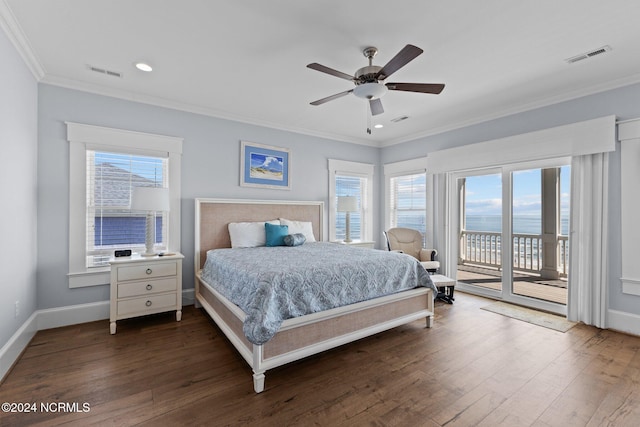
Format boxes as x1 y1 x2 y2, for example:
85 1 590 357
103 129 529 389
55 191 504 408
481 301 577 332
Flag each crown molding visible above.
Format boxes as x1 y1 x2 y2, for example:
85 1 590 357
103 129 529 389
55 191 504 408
0 0 44 79
41 74 381 148
380 72 640 148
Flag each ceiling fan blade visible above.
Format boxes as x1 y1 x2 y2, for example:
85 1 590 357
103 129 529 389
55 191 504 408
369 98 384 116
307 63 355 81
310 89 353 106
386 82 445 94
374 44 423 80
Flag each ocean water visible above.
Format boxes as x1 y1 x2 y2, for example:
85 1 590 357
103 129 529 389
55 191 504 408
466 215 569 235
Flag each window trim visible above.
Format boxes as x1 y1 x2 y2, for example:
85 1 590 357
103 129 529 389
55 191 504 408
328 159 374 242
67 122 182 288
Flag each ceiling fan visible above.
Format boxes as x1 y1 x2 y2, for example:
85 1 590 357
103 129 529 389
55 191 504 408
307 44 445 133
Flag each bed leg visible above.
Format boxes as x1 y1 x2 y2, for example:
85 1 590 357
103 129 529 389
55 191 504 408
426 315 433 328
253 371 265 393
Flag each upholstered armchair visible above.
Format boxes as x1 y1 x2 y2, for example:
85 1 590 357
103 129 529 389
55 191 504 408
384 227 440 273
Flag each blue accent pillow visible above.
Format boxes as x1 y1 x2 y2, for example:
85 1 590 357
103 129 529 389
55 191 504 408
284 233 306 247
265 223 289 247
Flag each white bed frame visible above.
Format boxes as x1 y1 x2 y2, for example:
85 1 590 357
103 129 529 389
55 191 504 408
194 198 434 393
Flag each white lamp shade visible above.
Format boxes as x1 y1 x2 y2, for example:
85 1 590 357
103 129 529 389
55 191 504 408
131 187 170 212
337 196 358 212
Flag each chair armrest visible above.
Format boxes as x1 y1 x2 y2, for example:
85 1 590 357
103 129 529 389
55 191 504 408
419 248 437 261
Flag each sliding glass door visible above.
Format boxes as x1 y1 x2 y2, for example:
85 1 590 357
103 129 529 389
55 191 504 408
511 166 570 305
450 159 570 314
456 170 503 292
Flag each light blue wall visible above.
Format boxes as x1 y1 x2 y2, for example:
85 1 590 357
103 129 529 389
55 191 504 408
0 29 38 346
36 84 380 309
380 82 640 316
13 57 640 330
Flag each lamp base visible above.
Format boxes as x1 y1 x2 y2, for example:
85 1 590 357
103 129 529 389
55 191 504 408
344 212 352 243
143 212 157 257
140 252 157 257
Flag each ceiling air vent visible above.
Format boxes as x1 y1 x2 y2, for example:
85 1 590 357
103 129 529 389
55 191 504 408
565 45 612 64
391 115 409 123
87 65 123 78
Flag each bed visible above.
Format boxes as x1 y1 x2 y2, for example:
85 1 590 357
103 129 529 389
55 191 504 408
194 198 435 393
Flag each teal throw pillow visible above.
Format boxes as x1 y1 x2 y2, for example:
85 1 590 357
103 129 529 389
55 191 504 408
265 223 289 247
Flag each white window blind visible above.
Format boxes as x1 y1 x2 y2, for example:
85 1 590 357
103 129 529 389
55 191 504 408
328 159 374 242
86 150 168 267
335 175 366 241
390 172 427 243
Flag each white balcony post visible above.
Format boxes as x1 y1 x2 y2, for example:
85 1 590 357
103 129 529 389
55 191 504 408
540 168 560 279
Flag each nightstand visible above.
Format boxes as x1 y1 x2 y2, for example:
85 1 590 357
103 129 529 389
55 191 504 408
332 240 375 249
109 252 184 334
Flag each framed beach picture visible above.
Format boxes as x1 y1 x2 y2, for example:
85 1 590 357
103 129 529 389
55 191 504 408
240 141 291 190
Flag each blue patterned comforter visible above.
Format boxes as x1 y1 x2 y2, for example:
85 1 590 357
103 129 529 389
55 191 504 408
200 242 436 345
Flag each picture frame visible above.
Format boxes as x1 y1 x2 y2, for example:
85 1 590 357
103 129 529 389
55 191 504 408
240 141 291 190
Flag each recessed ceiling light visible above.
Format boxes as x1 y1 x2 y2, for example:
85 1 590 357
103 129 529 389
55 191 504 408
374 124 384 129
134 62 153 72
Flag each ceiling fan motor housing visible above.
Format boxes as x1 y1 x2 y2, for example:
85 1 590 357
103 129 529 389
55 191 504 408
355 65 382 84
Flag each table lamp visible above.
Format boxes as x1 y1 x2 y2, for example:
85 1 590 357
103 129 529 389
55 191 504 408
131 187 170 256
337 196 358 243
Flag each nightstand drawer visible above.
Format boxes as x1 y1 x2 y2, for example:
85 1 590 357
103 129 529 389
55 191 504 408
118 277 177 298
117 293 177 317
117 261 177 281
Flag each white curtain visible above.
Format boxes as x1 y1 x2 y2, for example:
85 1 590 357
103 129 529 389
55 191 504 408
567 152 609 327
432 173 448 274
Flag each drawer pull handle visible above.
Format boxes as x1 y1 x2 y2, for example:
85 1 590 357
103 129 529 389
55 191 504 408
146 268 152 275
145 300 152 307
146 284 153 290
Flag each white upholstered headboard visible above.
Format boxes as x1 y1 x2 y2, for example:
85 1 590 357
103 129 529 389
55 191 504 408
194 198 324 272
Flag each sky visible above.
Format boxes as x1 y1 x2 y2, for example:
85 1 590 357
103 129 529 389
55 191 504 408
464 165 570 217
250 153 283 172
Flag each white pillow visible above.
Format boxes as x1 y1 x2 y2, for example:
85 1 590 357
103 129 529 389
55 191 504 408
279 218 316 242
228 220 279 248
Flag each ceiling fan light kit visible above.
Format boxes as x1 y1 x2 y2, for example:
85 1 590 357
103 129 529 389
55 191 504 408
352 82 388 99
307 44 445 134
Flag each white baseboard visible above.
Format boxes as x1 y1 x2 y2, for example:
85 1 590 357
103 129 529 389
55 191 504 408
37 301 110 331
608 309 640 336
1 290 195 383
0 312 38 382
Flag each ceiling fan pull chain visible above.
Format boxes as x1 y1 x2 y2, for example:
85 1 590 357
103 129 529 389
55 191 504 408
366 102 372 134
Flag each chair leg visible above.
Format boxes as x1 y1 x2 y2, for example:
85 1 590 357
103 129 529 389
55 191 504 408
436 288 453 304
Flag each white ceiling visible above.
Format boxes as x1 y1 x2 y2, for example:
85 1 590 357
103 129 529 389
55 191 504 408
3 0 640 146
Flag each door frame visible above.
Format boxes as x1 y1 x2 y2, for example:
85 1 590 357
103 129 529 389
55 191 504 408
445 157 570 315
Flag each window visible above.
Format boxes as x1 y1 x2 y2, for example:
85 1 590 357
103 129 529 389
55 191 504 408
389 172 427 232
328 159 374 242
335 175 366 241
67 123 182 288
86 151 168 267
384 157 431 247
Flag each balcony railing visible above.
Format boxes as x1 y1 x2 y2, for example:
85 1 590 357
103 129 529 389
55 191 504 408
558 235 569 277
460 230 569 277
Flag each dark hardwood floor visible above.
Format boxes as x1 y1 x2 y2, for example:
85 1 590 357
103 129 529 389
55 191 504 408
1 292 639 426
